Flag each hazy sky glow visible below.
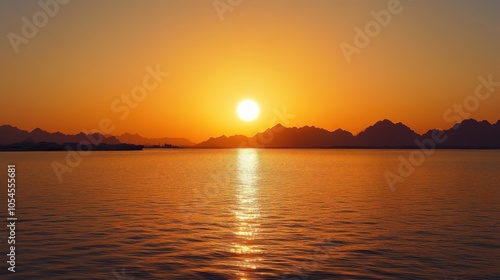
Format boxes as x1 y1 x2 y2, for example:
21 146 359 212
1 0 500 142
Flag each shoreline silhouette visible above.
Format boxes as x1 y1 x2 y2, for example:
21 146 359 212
1 118 499 151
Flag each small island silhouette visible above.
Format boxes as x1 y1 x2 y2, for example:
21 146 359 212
1 118 499 151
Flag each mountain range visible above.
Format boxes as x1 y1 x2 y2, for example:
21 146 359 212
196 119 500 148
1 118 499 149
0 125 194 147
0 125 121 146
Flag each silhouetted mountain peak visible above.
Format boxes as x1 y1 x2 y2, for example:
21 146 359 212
360 119 413 134
31 127 45 133
442 118 500 148
124 132 140 137
377 119 395 125
0 124 22 132
0 124 18 129
454 119 491 130
30 128 51 139
462 118 478 123
197 134 249 148
302 125 326 131
0 125 30 145
353 119 419 147
466 119 490 126
333 128 350 134
271 123 286 130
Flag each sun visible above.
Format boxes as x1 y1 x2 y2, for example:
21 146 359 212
237 99 260 122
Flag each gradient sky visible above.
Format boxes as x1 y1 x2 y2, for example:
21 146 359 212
1 0 500 142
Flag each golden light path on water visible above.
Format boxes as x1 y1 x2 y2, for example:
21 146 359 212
232 149 262 280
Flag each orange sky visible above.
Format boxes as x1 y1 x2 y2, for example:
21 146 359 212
1 0 500 142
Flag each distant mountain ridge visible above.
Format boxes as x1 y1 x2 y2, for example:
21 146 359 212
0 125 120 146
2 118 499 149
0 125 194 147
196 119 500 148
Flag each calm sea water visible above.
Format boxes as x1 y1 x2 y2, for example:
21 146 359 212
0 149 499 279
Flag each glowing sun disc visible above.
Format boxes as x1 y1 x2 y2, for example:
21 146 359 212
237 100 260 121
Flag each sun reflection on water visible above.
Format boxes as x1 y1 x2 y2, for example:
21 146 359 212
231 149 262 280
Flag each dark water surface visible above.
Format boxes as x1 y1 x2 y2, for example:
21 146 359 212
1 149 499 279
